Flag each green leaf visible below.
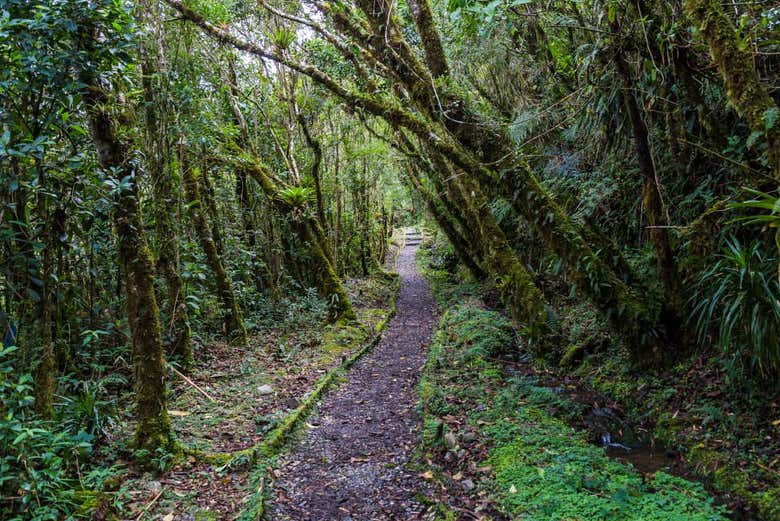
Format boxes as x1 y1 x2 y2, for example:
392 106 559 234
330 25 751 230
745 130 763 148
764 107 779 130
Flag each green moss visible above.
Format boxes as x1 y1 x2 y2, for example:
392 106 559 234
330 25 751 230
417 304 729 520
687 445 780 521
685 0 780 179
559 344 582 367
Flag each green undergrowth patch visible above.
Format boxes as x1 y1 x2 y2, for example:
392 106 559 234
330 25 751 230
570 346 780 521
416 234 483 309
418 232 780 520
419 305 730 521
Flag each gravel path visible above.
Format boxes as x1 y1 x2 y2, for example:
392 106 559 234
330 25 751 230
269 235 439 520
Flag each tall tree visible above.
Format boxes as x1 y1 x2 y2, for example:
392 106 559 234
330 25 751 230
139 9 193 368
81 70 174 453
180 140 249 346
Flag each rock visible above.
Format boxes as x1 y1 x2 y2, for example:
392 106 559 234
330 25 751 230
461 431 477 443
462 479 475 491
257 384 274 395
444 431 457 450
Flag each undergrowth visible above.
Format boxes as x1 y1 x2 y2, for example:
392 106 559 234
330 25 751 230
419 230 780 520
419 304 729 520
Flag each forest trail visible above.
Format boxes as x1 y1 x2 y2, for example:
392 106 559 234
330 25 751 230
269 230 439 520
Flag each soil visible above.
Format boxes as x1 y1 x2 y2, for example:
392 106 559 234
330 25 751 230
269 237 440 520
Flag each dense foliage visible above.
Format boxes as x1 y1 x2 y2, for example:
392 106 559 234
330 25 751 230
1 0 779 517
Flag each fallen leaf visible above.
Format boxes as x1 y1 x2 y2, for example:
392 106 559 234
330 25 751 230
419 470 434 480
168 410 190 417
452 471 463 481
509 484 517 494
162 514 174 521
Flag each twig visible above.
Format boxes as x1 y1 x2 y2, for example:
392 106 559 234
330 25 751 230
135 487 165 521
757 461 780 478
168 364 217 403
645 225 688 229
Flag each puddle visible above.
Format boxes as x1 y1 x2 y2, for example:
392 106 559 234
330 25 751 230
602 439 679 474
501 363 756 520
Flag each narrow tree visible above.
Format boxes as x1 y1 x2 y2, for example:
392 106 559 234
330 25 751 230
81 73 174 453
139 21 193 368
180 140 249 346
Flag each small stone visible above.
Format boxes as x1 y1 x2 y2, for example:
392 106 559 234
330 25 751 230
462 479 475 491
461 431 477 443
257 384 274 395
444 431 457 450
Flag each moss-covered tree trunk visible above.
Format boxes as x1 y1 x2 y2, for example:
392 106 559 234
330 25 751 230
140 41 193 369
613 46 682 339
407 0 449 79
685 0 780 180
298 112 329 231
224 60 269 292
198 164 226 258
33 217 55 419
297 217 356 321
181 143 248 346
245 161 356 321
448 161 553 341
83 81 174 453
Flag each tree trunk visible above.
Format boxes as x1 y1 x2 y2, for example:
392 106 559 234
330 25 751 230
245 161 356 321
83 81 174 453
181 142 249 346
33 217 55 419
613 47 682 339
407 0 449 78
298 112 328 230
685 0 780 180
140 40 193 369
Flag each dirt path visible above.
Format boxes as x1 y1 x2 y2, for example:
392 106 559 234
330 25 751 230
269 233 439 520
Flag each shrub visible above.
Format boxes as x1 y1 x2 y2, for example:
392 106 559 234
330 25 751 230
690 237 780 379
0 345 91 520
